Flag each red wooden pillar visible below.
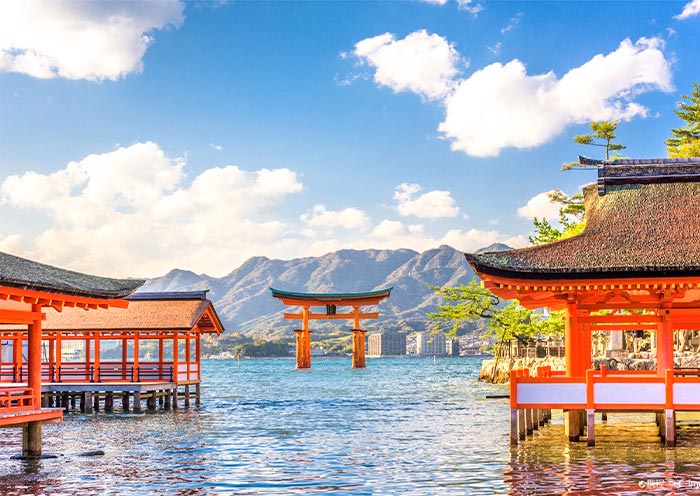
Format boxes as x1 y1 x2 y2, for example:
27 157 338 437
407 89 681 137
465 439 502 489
47 333 55 382
27 304 42 402
173 332 179 383
159 337 165 380
351 329 366 368
85 336 91 381
657 308 674 376
55 332 62 382
13 332 22 382
122 336 128 380
295 307 311 369
93 332 100 382
185 332 191 381
195 334 201 382
133 332 140 381
565 302 581 376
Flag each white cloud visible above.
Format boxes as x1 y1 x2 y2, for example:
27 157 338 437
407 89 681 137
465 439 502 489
354 30 463 101
354 30 672 157
501 13 523 34
0 142 303 277
210 143 223 152
301 205 371 230
516 191 562 220
457 0 484 15
487 42 502 56
0 0 184 81
394 183 460 218
438 37 672 156
419 0 448 4
369 219 523 253
675 0 700 19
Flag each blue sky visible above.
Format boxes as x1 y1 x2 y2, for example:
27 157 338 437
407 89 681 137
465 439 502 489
0 0 699 278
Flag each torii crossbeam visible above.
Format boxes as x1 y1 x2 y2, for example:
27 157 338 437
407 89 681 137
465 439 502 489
270 287 392 368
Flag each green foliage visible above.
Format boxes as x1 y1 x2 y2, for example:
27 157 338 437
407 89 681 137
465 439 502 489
528 190 585 245
427 278 499 336
563 120 626 166
666 82 700 158
233 339 290 357
427 278 564 351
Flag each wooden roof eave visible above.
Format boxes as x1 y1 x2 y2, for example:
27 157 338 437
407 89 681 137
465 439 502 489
0 285 131 311
270 287 392 308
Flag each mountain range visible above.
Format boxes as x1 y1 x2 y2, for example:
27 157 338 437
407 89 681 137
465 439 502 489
139 243 511 338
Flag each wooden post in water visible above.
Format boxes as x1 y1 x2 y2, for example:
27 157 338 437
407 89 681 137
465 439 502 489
122 392 130 412
105 392 114 413
525 408 533 435
83 391 93 414
133 391 142 413
586 409 595 446
510 409 518 446
565 410 581 442
351 329 366 368
184 384 191 408
23 305 43 458
665 410 676 447
518 409 526 441
195 384 201 406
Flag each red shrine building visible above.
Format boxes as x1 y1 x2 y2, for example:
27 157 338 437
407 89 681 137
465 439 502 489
466 157 700 447
0 251 143 457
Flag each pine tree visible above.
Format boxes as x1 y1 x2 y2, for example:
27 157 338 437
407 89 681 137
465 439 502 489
666 83 700 158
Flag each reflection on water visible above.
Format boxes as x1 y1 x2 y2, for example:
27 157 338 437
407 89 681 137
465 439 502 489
1 357 700 494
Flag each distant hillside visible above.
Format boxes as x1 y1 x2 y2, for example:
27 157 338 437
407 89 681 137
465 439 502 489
139 244 511 338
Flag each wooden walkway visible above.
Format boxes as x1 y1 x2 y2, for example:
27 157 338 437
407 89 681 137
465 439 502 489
40 381 201 413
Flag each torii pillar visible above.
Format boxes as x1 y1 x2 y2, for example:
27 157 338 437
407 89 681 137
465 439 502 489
295 306 312 369
351 306 366 368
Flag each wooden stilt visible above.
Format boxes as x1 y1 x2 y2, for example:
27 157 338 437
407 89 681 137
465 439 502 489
586 409 595 446
70 395 76 410
565 410 581 442
132 391 142 413
525 408 533 435
22 422 42 458
164 389 172 410
122 392 130 412
518 408 526 440
147 391 157 411
665 409 676 447
510 409 518 445
532 409 540 430
195 384 201 406
62 393 69 411
93 393 100 412
602 412 608 422
83 391 93 414
105 392 114 413
184 384 191 408
172 387 179 409
41 393 48 408
659 411 666 441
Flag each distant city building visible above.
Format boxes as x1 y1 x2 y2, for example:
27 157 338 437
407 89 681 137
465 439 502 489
445 338 460 356
368 331 406 356
416 332 446 356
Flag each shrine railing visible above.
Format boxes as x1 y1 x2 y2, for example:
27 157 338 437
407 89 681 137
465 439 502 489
510 366 700 411
0 387 35 414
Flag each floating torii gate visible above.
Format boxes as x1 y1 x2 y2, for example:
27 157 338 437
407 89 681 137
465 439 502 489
270 288 392 369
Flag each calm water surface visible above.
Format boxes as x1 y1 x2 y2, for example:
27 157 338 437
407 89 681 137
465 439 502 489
2 357 700 494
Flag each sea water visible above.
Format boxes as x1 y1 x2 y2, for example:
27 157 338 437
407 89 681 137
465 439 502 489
2 357 700 494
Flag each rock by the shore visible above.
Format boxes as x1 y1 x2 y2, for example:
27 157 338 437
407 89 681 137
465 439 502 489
479 356 565 383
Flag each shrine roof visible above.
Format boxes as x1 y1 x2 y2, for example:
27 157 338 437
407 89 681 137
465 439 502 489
270 287 392 304
467 157 700 280
0 251 144 299
17 292 224 334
